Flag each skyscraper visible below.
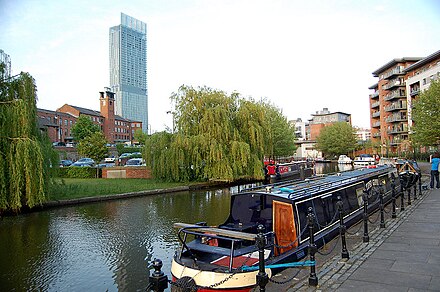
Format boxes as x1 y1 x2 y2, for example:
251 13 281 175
109 13 148 133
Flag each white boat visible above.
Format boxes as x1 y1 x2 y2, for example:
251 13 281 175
337 155 352 164
353 154 375 166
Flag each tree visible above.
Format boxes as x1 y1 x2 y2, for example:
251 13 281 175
316 122 357 158
71 115 101 141
134 128 148 145
263 103 296 158
144 85 293 182
77 132 108 176
0 64 52 212
411 79 440 146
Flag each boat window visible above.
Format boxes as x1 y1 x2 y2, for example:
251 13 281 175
230 194 270 228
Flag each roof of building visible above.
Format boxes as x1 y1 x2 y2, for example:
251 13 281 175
311 111 350 117
372 57 422 77
37 108 75 117
69 105 102 117
403 50 440 73
368 83 378 90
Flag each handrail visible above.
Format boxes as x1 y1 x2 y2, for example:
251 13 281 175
173 223 257 241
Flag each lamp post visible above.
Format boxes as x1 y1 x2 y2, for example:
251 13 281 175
166 111 174 133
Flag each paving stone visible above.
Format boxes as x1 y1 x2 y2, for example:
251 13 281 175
336 279 409 292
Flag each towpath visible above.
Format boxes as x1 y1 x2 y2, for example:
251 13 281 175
264 162 440 291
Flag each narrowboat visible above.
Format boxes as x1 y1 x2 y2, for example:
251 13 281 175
264 161 314 183
171 165 400 291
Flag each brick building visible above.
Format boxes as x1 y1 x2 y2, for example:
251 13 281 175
37 88 142 144
369 49 440 155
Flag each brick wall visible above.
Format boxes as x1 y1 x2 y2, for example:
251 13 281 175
102 167 152 179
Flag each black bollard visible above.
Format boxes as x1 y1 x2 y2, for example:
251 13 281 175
379 189 385 228
413 183 417 200
400 184 405 212
391 177 397 219
337 196 349 259
362 191 369 243
407 186 411 206
307 207 318 286
256 225 268 292
419 176 422 197
149 259 168 292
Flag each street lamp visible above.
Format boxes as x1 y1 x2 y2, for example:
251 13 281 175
166 111 174 133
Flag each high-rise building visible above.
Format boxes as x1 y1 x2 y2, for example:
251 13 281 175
109 13 148 133
0 49 12 79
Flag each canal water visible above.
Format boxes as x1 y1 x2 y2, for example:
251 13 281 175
0 163 351 291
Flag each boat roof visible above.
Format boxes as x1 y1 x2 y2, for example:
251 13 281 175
238 165 393 201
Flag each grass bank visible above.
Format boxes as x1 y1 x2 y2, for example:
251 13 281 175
48 178 191 201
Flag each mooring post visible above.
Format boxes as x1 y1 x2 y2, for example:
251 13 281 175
362 191 369 243
256 224 268 292
418 175 422 197
407 185 411 206
148 259 168 292
391 177 397 219
413 182 417 200
400 183 405 212
379 188 385 228
307 207 318 286
337 196 349 259
300 165 305 180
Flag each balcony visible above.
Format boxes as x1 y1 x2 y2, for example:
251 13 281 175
410 88 420 97
384 90 406 101
373 132 381 138
383 79 404 90
372 111 381 118
372 121 381 128
370 91 379 99
385 102 407 112
383 67 403 80
371 101 380 108
386 124 408 135
385 115 407 123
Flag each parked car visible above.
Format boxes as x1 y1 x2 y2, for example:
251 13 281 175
131 152 142 158
59 159 73 167
70 158 95 167
119 153 132 159
124 158 145 166
66 142 75 148
104 156 116 163
52 142 66 147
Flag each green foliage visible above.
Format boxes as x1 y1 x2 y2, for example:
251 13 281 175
263 103 296 157
316 122 357 157
134 129 148 145
77 132 108 163
71 115 100 141
66 167 98 179
0 65 50 212
144 85 294 182
411 79 440 146
116 143 125 155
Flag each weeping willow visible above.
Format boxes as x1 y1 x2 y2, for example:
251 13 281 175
0 65 48 213
144 85 291 182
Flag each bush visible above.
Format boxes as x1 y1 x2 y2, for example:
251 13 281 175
56 167 101 178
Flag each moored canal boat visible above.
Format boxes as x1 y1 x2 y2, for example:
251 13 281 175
264 160 314 183
171 165 400 291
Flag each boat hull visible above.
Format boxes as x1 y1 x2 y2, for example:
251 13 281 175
171 259 271 291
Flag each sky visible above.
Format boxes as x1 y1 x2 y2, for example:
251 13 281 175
1 0 440 132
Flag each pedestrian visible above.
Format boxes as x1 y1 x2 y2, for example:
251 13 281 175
430 152 440 189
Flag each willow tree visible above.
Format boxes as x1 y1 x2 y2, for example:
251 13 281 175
144 85 295 182
0 64 49 213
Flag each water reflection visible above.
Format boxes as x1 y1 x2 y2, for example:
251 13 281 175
0 163 345 291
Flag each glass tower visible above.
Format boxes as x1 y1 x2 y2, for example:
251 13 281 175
109 13 148 133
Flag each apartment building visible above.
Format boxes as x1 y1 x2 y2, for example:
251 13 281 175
369 49 440 154
37 88 142 144
308 108 352 140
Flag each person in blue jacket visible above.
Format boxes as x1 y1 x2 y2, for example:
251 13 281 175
430 152 440 189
